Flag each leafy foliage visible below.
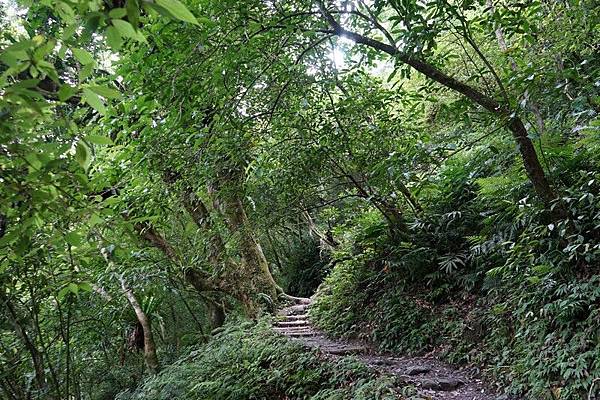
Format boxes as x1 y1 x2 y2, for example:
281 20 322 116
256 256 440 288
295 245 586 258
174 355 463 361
2 0 600 398
117 321 401 400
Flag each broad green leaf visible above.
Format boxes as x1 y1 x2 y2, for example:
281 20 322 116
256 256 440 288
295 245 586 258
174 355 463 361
75 141 91 170
0 51 19 67
112 19 137 39
58 83 78 101
105 26 123 50
82 88 106 114
126 0 140 28
33 39 56 60
89 213 103 226
4 39 34 52
24 153 42 169
65 231 83 246
36 60 59 82
57 286 70 301
8 79 40 89
86 134 113 145
68 282 79 294
108 7 127 18
78 282 93 292
62 24 77 41
55 2 76 23
88 85 121 99
155 0 199 25
72 48 95 65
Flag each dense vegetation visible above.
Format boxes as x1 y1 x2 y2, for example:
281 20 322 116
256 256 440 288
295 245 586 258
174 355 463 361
118 321 401 400
1 0 599 399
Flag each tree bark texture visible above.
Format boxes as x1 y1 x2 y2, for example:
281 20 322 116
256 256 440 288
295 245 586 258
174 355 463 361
119 277 160 374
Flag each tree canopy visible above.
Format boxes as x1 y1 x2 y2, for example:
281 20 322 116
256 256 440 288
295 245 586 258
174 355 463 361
1 0 599 399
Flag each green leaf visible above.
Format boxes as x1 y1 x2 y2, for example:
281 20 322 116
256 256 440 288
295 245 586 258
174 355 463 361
387 68 398 83
68 282 79 294
79 63 94 82
108 7 127 18
86 134 113 145
58 84 78 101
8 79 40 89
65 231 83 246
0 51 19 67
89 213 103 226
112 19 137 39
72 48 95 65
126 0 140 28
82 88 106 114
79 282 93 292
33 39 56 60
154 0 199 25
57 286 70 301
105 26 123 50
88 85 121 99
4 39 34 52
75 141 91 170
56 2 76 23
25 153 42 169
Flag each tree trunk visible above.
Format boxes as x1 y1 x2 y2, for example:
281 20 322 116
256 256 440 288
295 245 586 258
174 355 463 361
506 118 556 206
119 277 160 374
207 166 280 315
302 210 338 250
181 189 226 268
206 299 226 330
0 291 48 396
221 192 280 315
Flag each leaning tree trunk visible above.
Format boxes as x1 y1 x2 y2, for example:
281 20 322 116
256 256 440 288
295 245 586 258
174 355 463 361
119 277 160 374
317 2 562 213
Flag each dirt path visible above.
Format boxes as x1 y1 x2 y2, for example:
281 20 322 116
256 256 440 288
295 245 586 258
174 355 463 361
275 298 510 400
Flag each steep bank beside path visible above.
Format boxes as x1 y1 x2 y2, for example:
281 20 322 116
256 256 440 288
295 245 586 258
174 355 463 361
274 298 512 400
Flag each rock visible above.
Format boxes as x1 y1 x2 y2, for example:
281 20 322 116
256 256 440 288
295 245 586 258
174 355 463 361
287 304 309 315
406 365 431 375
420 377 463 391
367 358 389 365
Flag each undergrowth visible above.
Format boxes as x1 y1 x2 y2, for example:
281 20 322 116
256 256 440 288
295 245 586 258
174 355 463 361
117 321 402 400
311 144 600 400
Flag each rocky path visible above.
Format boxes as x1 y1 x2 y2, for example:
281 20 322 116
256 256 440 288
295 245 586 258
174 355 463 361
275 298 507 400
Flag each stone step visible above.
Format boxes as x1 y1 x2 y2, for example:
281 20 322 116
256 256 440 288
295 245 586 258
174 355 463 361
275 320 309 328
285 331 317 337
286 304 309 315
281 314 308 321
274 328 317 337
274 326 313 332
286 296 312 305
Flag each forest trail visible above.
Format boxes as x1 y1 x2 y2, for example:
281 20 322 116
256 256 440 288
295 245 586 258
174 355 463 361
275 298 506 400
